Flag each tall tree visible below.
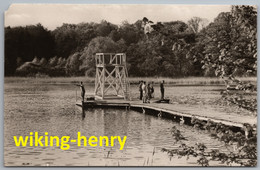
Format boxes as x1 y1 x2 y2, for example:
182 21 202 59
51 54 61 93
188 5 257 85
5 24 55 75
79 36 125 76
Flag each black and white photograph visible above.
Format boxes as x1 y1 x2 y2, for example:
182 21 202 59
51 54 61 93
4 4 257 166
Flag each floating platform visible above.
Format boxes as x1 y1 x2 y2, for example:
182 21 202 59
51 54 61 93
76 97 256 132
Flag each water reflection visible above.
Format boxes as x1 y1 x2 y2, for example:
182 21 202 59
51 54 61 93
4 83 227 166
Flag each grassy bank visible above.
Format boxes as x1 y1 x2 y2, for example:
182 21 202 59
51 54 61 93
4 76 257 85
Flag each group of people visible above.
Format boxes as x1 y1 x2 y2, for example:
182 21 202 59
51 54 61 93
77 80 165 103
139 80 165 103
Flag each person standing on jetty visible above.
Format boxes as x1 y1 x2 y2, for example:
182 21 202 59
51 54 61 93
139 81 143 100
76 81 85 102
160 80 165 100
147 83 151 103
142 81 147 103
150 82 154 98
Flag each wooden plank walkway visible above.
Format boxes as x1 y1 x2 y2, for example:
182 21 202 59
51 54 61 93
76 98 257 130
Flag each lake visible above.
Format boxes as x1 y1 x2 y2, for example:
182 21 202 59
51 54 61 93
4 82 231 166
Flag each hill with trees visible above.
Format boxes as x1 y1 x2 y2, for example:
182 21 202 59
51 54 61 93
5 5 257 80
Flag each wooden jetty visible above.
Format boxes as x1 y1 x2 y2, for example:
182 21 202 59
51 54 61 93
76 52 255 133
76 97 256 132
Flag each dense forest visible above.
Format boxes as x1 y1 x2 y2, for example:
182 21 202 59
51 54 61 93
5 5 257 80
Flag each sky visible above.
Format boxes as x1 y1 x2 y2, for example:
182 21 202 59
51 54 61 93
5 4 232 30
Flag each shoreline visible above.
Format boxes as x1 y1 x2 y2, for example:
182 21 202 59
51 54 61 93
4 76 257 86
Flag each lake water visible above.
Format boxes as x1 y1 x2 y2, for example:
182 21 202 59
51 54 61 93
4 83 230 166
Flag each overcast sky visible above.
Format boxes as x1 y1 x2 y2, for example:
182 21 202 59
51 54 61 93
5 4 231 30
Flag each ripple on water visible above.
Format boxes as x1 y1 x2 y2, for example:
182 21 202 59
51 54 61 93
5 83 230 166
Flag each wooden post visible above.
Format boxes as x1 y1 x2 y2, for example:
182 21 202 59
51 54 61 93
102 67 105 99
115 66 119 95
94 67 98 95
82 100 84 113
81 100 85 119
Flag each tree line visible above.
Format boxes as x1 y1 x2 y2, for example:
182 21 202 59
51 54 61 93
5 5 256 79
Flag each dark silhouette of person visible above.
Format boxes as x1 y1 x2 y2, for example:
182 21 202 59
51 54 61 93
150 81 154 98
160 80 165 100
76 81 85 102
139 81 143 100
147 83 151 103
